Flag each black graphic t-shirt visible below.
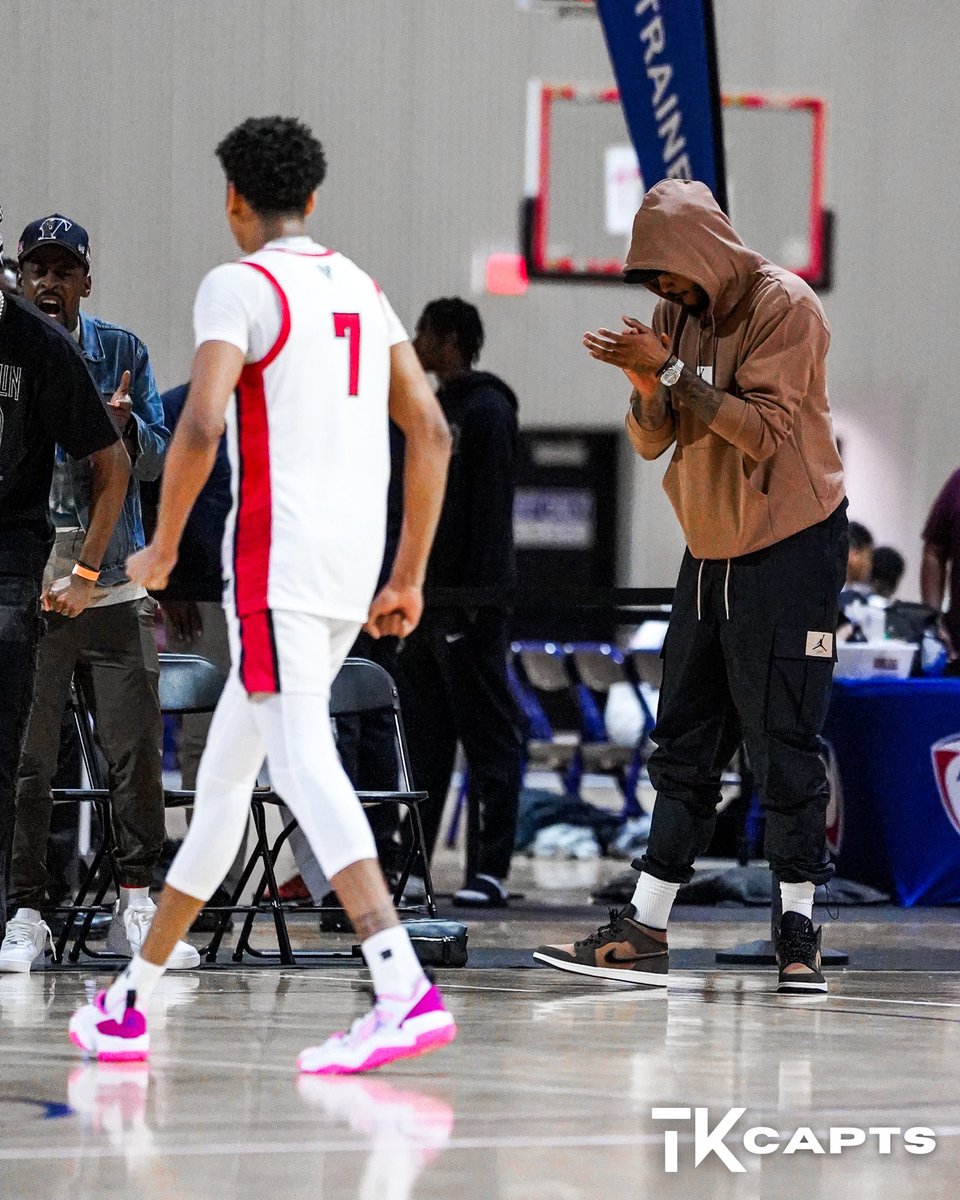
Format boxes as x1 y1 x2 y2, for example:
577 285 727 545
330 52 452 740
0 293 118 577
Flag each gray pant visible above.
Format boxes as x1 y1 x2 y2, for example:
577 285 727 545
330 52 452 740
10 596 165 910
163 601 249 892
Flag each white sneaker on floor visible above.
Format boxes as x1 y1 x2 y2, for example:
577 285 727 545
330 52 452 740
0 914 54 973
106 901 200 970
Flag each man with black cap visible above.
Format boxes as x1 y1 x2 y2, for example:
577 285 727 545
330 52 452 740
0 213 198 974
535 179 847 994
0 203 129 944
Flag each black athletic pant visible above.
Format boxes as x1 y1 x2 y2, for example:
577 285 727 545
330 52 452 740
0 575 43 935
398 607 525 880
640 500 848 887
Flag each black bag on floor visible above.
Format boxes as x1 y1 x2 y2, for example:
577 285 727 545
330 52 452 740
352 919 469 967
404 919 469 967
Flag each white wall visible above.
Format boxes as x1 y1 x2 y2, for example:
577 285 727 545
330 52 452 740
1 0 954 595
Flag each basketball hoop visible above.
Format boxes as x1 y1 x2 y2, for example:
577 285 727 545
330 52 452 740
516 0 596 16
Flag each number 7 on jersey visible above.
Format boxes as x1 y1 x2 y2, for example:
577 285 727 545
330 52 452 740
333 312 361 396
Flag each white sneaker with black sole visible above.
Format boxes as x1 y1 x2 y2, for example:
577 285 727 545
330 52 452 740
106 900 201 970
452 874 509 909
0 912 54 973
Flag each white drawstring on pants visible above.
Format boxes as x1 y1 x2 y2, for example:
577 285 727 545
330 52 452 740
695 557 732 621
697 559 705 621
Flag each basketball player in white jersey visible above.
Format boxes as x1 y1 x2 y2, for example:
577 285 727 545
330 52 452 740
69 117 455 1074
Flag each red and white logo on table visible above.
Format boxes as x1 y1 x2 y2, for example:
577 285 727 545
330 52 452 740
932 734 960 836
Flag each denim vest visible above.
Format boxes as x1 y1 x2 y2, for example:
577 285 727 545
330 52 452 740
50 312 169 585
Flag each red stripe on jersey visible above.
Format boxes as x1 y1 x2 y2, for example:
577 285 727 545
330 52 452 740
232 264 291 620
239 610 281 694
239 262 292 366
233 365 272 616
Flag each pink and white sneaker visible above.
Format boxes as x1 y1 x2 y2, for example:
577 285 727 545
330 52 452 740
68 990 150 1063
297 983 456 1075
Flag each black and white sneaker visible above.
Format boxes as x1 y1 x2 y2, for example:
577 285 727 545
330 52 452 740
775 911 827 993
452 874 509 909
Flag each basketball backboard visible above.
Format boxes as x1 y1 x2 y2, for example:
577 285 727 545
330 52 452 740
521 82 830 288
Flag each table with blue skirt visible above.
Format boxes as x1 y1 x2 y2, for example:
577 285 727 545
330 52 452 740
823 676 960 905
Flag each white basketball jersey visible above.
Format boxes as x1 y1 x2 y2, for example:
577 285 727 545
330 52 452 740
193 238 407 626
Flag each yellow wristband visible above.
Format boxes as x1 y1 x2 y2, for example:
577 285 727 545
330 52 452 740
72 563 101 582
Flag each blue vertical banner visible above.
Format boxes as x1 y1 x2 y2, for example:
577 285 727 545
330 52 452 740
595 0 727 209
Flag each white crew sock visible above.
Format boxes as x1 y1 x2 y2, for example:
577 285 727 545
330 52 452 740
104 954 166 1016
780 881 815 921
630 873 681 931
14 908 43 925
361 926 426 1006
119 886 151 911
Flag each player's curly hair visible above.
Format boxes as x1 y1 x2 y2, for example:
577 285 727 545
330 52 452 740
418 297 485 365
215 116 327 216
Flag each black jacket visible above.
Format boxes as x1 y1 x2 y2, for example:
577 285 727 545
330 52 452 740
426 370 518 602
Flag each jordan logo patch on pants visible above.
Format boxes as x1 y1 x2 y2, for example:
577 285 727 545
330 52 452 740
805 631 833 658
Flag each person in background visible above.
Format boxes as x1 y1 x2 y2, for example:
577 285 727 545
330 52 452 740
536 178 846 994
402 297 525 909
1 215 197 974
842 521 874 598
1 255 19 294
921 467 960 664
0 203 129 950
870 546 905 601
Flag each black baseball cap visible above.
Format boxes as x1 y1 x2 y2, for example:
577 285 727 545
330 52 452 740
17 214 91 269
623 268 662 285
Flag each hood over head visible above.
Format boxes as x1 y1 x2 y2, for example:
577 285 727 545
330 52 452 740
440 370 519 413
623 179 765 318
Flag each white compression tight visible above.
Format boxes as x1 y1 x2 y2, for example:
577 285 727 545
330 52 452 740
165 673 376 902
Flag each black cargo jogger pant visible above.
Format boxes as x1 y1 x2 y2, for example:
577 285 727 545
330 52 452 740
639 500 849 887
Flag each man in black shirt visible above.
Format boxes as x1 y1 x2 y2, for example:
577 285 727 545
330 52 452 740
401 298 525 907
0 239 129 937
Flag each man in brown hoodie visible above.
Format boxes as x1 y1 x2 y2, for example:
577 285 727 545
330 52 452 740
535 179 847 994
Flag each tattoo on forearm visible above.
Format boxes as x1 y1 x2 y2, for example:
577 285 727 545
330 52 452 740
669 367 723 423
631 388 671 431
351 905 398 941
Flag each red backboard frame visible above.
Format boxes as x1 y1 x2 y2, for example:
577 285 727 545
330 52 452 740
522 84 829 287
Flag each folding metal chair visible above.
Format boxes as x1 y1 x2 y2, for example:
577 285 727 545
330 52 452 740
50 680 124 962
566 641 655 821
510 640 582 791
215 657 437 965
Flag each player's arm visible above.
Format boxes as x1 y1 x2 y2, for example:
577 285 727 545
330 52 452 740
365 341 451 639
126 341 243 589
921 540 954 657
586 305 828 463
40 333 131 617
584 317 675 460
45 439 132 616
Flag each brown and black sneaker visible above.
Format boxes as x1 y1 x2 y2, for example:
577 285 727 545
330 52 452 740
533 905 668 986
775 911 827 994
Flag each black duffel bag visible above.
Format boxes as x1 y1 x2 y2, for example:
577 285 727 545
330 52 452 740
353 919 468 968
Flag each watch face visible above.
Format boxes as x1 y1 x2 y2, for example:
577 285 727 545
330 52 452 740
663 361 682 385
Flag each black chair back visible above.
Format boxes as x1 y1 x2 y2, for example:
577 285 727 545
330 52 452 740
158 652 228 714
329 657 398 717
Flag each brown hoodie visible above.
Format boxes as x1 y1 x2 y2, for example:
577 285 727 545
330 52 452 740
623 179 844 560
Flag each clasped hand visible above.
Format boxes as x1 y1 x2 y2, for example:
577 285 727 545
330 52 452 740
582 317 671 382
